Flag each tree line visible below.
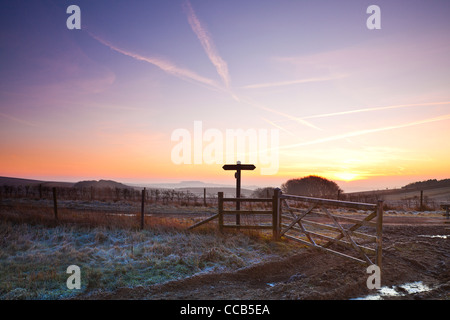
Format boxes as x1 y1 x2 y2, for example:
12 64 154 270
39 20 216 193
0 184 218 206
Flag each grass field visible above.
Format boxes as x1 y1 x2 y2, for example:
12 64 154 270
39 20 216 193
1 188 448 300
0 214 298 300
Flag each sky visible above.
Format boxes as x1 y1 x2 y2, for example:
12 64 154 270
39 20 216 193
1 0 449 192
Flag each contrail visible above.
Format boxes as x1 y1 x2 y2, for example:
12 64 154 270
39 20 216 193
87 29 320 131
183 0 231 88
301 101 450 120
279 113 450 149
261 117 297 136
181 2 323 130
87 11 325 132
87 31 221 91
0 112 38 127
239 97 322 131
252 113 450 158
242 74 347 89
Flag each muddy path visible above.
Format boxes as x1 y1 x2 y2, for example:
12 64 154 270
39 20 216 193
79 222 450 300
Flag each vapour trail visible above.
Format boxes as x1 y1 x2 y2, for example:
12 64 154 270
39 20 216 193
87 31 222 91
261 117 297 136
301 101 450 120
0 112 38 127
183 0 231 89
239 97 322 131
279 113 450 149
242 74 347 89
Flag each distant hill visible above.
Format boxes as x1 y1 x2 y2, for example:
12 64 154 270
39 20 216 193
174 187 254 198
402 179 450 191
0 176 258 193
344 178 450 204
0 176 131 189
0 176 74 188
73 180 133 189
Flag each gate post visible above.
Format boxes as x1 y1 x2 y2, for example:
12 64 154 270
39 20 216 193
272 188 281 240
140 188 146 230
376 200 384 272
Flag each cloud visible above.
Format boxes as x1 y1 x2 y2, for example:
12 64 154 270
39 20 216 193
87 31 221 91
183 0 231 88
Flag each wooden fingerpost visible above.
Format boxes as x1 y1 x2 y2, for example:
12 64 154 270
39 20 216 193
141 188 145 230
235 168 241 225
52 187 58 221
222 161 256 226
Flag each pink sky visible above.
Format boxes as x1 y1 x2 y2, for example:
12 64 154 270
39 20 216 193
1 1 449 192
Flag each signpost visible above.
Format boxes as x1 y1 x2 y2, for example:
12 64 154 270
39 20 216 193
222 161 256 225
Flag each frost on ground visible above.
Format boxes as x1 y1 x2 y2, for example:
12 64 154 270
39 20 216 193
0 221 297 300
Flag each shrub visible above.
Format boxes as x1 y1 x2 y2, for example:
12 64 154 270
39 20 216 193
281 175 342 198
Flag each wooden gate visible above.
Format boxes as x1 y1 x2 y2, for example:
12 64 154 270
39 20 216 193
188 189 383 268
279 192 383 267
188 191 278 238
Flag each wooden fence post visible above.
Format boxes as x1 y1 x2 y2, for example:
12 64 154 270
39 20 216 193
204 188 207 207
272 188 281 241
218 192 224 233
52 187 58 221
420 190 423 210
376 200 384 272
141 188 145 230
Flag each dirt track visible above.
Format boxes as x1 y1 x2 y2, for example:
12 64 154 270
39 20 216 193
79 217 450 300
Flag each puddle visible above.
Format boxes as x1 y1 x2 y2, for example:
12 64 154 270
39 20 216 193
418 235 448 239
400 282 432 294
353 281 433 300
